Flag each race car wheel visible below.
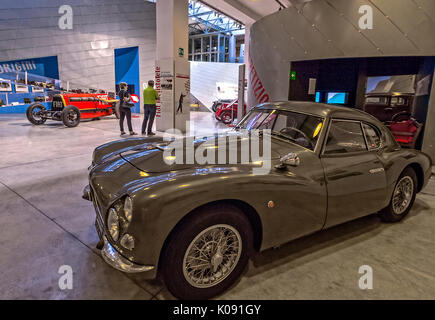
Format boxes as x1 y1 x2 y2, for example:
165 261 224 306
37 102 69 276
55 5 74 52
220 110 234 125
62 105 81 128
379 167 417 222
26 103 47 125
161 204 253 300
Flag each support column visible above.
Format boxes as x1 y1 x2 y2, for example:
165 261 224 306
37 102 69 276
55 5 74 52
243 24 253 110
422 68 435 162
155 0 190 133
229 35 236 63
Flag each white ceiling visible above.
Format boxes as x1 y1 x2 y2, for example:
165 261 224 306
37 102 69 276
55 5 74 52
200 0 301 25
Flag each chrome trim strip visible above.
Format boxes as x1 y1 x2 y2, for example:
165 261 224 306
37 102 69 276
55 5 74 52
101 237 154 273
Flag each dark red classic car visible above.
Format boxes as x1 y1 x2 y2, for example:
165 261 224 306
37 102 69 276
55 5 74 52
363 92 414 123
26 93 119 127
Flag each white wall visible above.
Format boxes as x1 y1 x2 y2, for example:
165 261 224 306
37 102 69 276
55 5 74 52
0 0 156 93
190 61 240 110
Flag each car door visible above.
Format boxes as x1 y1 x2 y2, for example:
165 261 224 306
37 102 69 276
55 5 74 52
321 119 387 228
259 111 327 247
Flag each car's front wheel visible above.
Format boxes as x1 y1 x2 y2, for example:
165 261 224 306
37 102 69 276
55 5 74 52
161 205 253 300
379 167 417 222
62 105 81 127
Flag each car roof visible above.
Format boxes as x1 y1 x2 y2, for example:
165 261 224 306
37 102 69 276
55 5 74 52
254 101 382 123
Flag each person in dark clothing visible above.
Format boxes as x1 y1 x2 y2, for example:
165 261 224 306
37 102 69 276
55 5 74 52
118 82 137 136
142 80 159 135
176 92 186 114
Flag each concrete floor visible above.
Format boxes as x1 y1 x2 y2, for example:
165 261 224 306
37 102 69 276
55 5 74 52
1 112 435 300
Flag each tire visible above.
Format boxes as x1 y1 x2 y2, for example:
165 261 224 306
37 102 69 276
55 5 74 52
212 102 221 113
26 103 47 125
62 105 81 128
379 167 417 222
220 110 234 125
161 204 253 300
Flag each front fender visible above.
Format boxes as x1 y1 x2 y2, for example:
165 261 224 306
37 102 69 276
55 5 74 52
126 166 258 267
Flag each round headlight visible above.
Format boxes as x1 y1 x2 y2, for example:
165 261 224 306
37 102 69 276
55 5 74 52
107 208 119 241
124 196 133 222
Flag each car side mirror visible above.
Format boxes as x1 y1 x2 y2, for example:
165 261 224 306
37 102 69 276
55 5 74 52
275 152 300 170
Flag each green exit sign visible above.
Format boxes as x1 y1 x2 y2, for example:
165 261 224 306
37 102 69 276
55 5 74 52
178 48 184 57
290 71 296 80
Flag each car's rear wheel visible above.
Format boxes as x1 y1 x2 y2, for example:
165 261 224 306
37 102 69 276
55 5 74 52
62 105 81 127
26 103 47 125
161 204 253 300
379 167 417 222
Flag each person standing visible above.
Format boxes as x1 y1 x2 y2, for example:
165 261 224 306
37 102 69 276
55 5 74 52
142 80 159 135
118 82 137 136
176 92 186 114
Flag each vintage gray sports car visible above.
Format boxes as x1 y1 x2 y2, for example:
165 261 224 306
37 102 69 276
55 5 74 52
83 101 431 299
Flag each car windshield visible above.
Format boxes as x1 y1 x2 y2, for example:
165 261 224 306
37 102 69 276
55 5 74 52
236 109 324 151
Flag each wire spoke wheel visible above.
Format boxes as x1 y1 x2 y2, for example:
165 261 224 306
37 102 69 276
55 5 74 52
392 176 414 215
183 224 242 289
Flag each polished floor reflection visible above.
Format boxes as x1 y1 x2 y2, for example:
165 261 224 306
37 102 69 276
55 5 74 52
0 112 435 299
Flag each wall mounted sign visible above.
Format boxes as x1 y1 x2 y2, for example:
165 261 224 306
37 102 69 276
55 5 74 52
290 71 296 81
0 56 59 79
178 48 184 57
308 78 317 95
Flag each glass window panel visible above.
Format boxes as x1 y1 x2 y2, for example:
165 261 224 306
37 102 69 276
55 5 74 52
212 35 218 52
324 121 367 154
363 123 381 150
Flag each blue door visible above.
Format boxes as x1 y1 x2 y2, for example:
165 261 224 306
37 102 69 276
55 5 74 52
114 47 140 113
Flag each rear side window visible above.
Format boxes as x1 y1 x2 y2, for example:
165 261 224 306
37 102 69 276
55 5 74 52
324 120 367 154
363 123 381 150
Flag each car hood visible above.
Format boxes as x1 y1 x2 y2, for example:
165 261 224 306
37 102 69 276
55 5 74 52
117 132 306 173
89 132 309 206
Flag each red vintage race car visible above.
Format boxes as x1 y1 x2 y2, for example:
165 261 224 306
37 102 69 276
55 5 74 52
26 93 119 127
214 99 247 125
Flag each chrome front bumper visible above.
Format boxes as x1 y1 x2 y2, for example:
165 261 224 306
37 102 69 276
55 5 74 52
101 236 155 274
